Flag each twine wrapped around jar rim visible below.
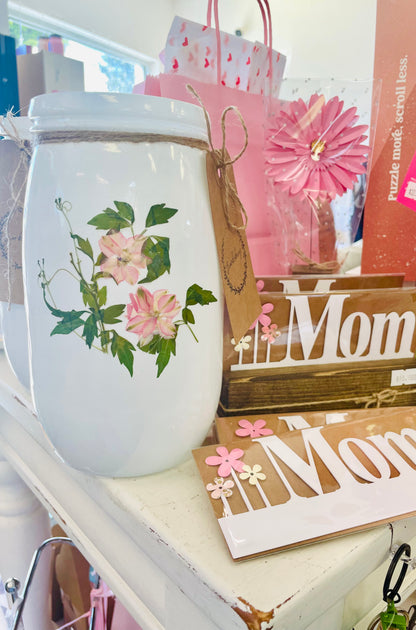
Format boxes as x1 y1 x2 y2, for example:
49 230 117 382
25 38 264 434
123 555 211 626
34 86 250 234
33 130 210 152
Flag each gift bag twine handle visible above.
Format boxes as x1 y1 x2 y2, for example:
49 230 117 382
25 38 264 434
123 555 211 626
206 0 273 92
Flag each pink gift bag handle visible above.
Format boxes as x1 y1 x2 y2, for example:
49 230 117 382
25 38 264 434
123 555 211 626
206 0 273 89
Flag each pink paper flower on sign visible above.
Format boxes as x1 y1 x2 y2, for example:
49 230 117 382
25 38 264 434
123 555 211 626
261 324 281 344
249 280 273 329
126 287 181 345
236 419 274 438
265 94 369 201
205 446 245 477
249 302 273 329
206 477 234 499
99 232 149 284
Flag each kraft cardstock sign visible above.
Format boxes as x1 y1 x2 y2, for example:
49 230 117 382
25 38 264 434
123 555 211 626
206 152 261 343
224 287 416 372
215 407 403 443
194 408 416 560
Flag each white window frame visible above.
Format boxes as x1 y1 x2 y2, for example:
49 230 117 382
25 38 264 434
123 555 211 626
8 1 159 75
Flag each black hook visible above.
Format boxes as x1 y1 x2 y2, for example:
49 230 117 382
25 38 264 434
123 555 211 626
383 543 411 603
408 604 416 629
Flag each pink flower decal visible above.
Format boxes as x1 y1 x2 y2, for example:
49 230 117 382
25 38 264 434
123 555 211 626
235 419 274 438
261 324 281 344
249 302 273 329
99 232 149 285
265 94 369 201
205 446 245 477
126 287 181 345
206 477 234 499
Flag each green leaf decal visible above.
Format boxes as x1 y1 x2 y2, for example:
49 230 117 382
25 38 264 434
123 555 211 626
138 334 176 377
83 314 98 348
156 338 176 377
111 331 136 376
80 280 96 308
102 304 125 324
71 234 94 260
97 286 107 307
182 307 195 325
139 236 171 284
51 317 85 336
186 284 217 307
87 208 131 232
100 330 111 348
138 334 162 355
145 203 178 228
95 252 106 267
92 270 113 282
43 292 87 322
114 201 135 224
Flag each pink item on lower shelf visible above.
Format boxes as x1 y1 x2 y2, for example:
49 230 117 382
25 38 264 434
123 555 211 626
397 148 416 212
111 600 143 630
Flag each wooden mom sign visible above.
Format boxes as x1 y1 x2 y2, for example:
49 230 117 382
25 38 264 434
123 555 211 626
224 287 416 372
256 274 405 294
194 408 416 559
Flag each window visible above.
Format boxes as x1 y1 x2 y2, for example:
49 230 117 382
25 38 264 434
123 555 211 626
8 14 153 94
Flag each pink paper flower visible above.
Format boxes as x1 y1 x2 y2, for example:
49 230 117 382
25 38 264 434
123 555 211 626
99 232 149 284
206 477 234 499
126 287 181 345
205 446 245 477
265 94 369 201
235 419 274 438
261 324 281 344
249 302 274 329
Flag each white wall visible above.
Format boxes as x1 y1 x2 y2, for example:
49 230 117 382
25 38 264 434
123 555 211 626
10 0 377 80
173 0 377 80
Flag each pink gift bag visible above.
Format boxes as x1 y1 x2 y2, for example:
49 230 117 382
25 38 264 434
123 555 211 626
137 0 287 275
163 3 285 98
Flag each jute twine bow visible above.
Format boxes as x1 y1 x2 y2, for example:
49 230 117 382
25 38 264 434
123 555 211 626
187 84 249 231
292 244 341 273
355 388 402 409
0 111 32 307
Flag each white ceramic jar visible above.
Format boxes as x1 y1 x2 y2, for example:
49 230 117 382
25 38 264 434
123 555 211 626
0 302 30 390
24 92 223 477
0 116 32 390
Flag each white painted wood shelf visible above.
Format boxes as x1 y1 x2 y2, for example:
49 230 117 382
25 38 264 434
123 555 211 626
1 349 416 630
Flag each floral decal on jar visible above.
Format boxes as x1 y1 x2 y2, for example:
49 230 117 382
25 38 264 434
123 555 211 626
38 198 217 377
